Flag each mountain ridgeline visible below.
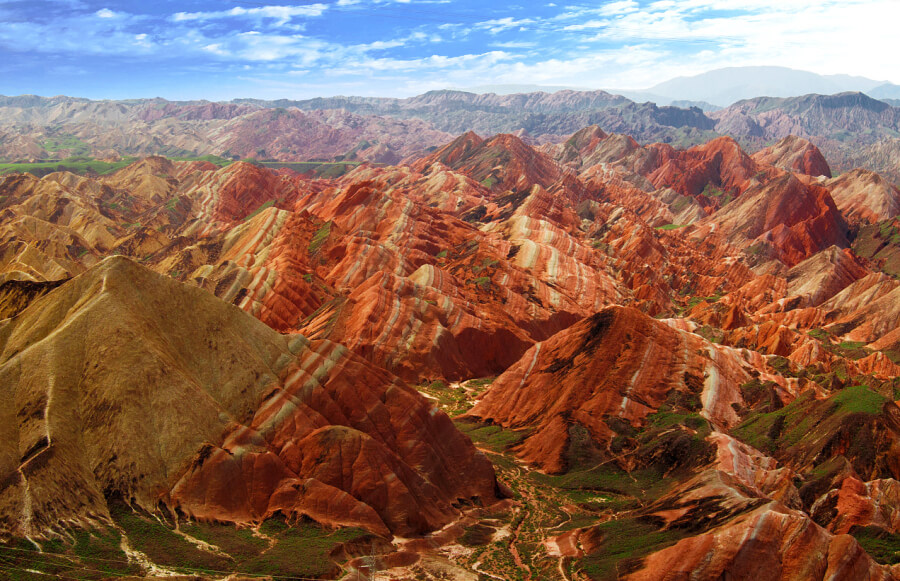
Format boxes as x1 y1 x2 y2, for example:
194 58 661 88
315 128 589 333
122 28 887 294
4 86 900 183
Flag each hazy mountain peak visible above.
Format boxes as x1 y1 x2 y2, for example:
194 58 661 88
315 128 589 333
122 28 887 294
646 66 887 107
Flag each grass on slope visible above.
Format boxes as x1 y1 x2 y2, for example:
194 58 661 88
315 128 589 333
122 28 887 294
578 518 690 580
110 502 232 573
0 155 360 179
852 219 900 278
110 502 373 578
239 519 371 578
455 420 528 453
179 522 268 560
0 157 137 177
0 530 140 580
170 154 233 166
259 161 361 177
731 385 887 455
41 134 91 156
852 526 900 565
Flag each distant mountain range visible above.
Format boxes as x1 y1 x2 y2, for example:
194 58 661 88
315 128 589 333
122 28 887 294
3 83 900 183
640 66 899 107
462 66 900 109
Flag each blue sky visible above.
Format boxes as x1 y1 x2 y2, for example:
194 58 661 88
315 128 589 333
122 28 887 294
0 0 897 100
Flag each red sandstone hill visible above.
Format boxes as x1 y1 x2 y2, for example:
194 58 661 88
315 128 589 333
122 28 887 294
751 135 832 178
824 168 900 225
645 136 762 202
691 172 850 267
0 256 499 539
466 303 900 579
412 131 569 194
466 306 774 473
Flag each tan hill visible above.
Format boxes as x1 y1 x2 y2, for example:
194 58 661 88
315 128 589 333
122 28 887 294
0 256 499 540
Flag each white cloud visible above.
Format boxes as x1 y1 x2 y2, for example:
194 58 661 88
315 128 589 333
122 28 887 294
475 17 535 34
173 4 328 26
3 0 900 100
596 0 639 16
491 41 537 49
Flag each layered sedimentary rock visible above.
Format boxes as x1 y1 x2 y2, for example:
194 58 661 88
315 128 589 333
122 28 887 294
751 135 832 178
466 306 791 473
691 173 849 267
0 257 498 539
3 122 900 578
627 503 898 581
824 168 900 225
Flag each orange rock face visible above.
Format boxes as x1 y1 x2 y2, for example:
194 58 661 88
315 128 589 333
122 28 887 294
752 135 832 178
466 306 783 473
627 503 897 581
646 136 761 204
825 168 900 225
691 173 850 267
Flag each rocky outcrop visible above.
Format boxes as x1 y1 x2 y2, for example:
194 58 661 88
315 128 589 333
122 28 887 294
751 135 832 177
825 168 900 225
691 173 850 266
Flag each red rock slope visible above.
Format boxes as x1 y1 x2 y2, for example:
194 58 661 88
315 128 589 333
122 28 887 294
466 305 789 473
751 135 832 178
0 256 498 539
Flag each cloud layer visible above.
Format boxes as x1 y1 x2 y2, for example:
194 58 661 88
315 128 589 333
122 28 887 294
0 0 896 99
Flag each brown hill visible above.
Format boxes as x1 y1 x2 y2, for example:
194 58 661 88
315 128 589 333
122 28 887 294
0 256 498 539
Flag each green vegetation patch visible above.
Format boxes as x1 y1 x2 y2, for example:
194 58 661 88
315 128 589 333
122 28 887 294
308 221 332 255
238 520 370 579
701 184 727 198
180 522 268 561
534 464 668 499
110 503 231 573
458 523 496 547
831 384 888 414
577 517 688 580
41 134 91 156
472 275 492 288
0 157 137 177
852 525 900 565
416 382 471 416
807 328 831 341
0 529 140 579
170 154 234 167
466 376 496 388
732 385 887 457
454 420 528 452
243 200 275 222
655 223 687 231
694 324 724 344
670 195 693 214
852 219 900 278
